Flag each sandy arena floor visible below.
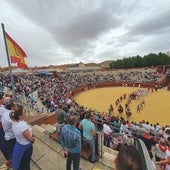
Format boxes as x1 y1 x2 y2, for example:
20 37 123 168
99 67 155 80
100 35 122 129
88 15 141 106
75 87 170 127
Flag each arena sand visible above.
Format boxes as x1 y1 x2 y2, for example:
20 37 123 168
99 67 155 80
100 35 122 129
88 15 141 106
74 87 170 127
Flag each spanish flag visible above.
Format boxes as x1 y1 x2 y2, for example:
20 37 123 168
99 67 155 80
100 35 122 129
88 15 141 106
5 32 28 69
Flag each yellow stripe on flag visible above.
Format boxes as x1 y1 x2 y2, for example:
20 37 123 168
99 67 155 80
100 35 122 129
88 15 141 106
5 32 28 68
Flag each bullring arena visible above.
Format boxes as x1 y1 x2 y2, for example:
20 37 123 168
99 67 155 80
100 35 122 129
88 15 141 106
75 86 170 127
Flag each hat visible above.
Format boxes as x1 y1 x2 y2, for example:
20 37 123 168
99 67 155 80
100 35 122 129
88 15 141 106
143 131 150 139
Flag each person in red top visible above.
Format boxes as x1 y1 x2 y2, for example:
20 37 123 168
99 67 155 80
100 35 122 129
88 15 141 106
155 138 167 162
156 137 170 170
141 131 156 159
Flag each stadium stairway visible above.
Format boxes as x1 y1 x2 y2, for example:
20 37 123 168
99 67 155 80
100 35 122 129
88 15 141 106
0 123 117 170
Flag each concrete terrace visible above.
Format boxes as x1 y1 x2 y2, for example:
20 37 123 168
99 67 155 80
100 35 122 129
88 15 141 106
0 118 117 170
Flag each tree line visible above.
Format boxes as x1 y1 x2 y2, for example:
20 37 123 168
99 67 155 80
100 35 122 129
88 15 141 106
109 52 170 69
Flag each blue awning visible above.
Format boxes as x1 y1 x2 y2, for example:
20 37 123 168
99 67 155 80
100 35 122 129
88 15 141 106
36 71 53 75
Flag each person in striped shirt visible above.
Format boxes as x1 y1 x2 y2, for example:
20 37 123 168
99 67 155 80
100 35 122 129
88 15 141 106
60 115 81 170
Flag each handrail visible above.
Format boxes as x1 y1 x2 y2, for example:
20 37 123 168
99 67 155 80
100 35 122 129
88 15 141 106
133 138 153 170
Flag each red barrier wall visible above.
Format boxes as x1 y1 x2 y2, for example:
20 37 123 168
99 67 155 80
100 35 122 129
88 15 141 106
70 82 156 98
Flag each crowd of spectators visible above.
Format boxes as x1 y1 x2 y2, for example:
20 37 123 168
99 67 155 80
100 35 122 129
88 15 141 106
0 70 168 133
116 70 163 83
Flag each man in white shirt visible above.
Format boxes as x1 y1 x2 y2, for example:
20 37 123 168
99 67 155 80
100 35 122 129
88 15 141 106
103 120 113 147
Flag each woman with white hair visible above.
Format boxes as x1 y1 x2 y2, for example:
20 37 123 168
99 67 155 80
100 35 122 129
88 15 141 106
156 136 170 170
155 138 167 162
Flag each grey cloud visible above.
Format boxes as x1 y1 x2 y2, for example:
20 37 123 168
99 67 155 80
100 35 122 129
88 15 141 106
116 7 170 50
6 0 123 55
129 10 170 36
51 10 121 48
1 0 170 67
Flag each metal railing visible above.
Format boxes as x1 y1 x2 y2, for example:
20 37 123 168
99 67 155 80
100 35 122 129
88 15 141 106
133 138 153 170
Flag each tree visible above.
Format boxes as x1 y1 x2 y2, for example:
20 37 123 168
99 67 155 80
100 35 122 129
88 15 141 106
109 52 170 70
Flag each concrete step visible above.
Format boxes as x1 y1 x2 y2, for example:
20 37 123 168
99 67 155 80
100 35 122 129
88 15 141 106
0 151 41 170
32 137 65 170
32 124 115 170
0 122 117 170
0 151 6 167
25 114 48 125
41 124 56 134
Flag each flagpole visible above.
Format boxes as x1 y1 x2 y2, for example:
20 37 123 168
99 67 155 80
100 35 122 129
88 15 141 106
1 23 16 99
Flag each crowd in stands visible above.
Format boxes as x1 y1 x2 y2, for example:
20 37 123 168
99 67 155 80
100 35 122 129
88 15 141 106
116 70 163 83
0 70 169 138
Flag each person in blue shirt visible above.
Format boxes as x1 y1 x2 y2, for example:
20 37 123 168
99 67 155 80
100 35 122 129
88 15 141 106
61 115 81 170
79 110 98 163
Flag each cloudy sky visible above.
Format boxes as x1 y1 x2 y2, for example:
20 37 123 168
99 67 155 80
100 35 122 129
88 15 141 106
0 0 170 67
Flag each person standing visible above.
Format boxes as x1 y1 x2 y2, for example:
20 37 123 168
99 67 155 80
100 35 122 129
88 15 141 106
65 107 76 124
103 120 113 147
112 118 120 133
79 111 98 163
109 104 114 115
117 104 123 116
60 116 81 170
56 104 66 133
2 100 18 167
0 92 6 158
10 105 35 170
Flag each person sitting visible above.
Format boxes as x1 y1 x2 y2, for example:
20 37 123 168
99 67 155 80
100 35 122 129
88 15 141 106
114 145 143 170
156 136 170 170
155 138 167 162
140 130 156 159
